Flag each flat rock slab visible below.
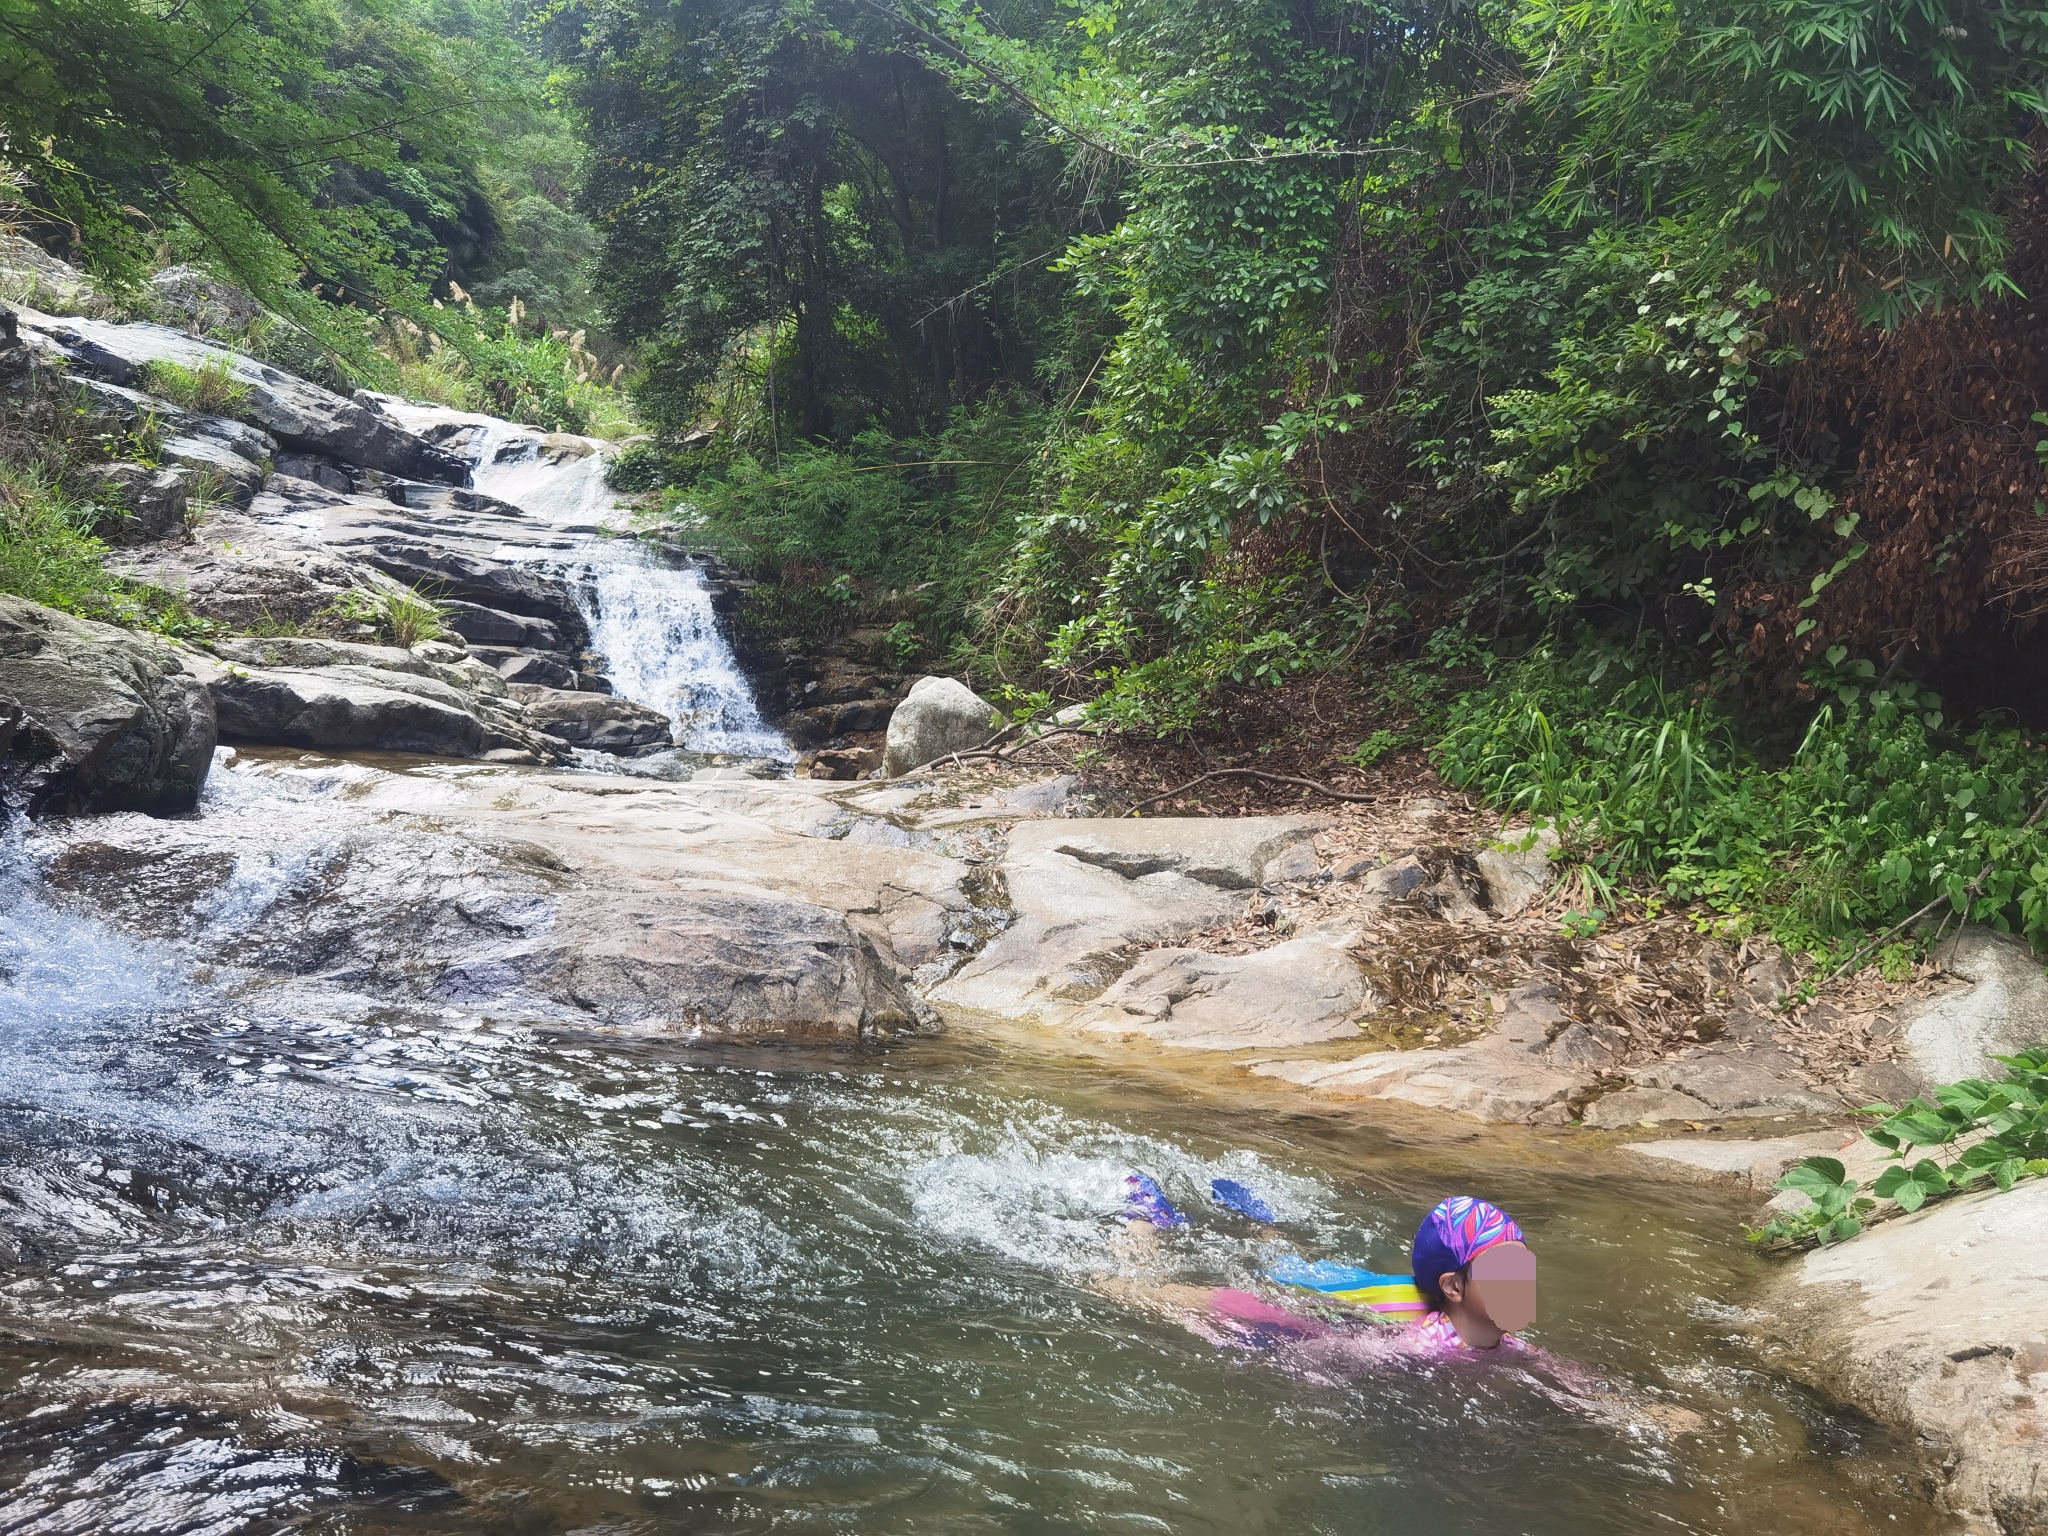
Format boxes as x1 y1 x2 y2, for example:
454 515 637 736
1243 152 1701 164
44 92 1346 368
1625 1132 1850 1189
1752 1180 2048 1534
1067 921 1369 1049
1624 1047 1843 1118
1251 1038 1586 1124
931 816 1327 1022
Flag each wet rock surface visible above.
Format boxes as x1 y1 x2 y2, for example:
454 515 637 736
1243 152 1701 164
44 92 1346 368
1746 1181 2048 1535
0 595 215 816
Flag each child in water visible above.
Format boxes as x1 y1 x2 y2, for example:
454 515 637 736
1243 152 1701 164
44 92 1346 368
1104 1181 1540 1355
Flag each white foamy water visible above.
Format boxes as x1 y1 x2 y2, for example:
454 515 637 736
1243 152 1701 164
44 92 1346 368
567 542 790 758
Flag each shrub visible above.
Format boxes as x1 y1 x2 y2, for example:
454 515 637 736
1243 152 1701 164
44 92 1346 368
1748 1048 2048 1250
332 583 446 648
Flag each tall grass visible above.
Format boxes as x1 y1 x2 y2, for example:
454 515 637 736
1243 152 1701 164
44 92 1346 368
0 457 197 631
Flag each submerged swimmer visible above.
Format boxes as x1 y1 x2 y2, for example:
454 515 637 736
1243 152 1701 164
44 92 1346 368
1106 1182 1537 1351
1100 1178 1700 1431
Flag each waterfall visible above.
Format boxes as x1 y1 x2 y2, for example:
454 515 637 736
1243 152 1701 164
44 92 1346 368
565 540 790 758
366 395 789 763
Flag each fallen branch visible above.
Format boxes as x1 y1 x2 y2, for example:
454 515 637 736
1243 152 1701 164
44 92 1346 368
1123 768 1380 817
923 725 1095 772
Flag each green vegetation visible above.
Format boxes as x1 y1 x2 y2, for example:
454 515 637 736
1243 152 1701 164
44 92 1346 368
140 358 250 417
333 583 448 648
1749 1048 2048 1249
537 0 2048 967
0 458 201 632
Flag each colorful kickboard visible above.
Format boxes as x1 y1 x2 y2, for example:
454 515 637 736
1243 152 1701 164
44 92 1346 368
1266 1254 1427 1320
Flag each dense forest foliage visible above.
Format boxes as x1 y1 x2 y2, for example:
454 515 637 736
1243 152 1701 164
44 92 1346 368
11 0 2048 962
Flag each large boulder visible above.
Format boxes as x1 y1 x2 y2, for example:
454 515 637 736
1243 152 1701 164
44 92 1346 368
882 675 997 776
1749 1180 2048 1534
0 595 215 816
509 686 670 753
190 643 562 763
13 310 469 485
1896 927 2048 1088
206 664 487 757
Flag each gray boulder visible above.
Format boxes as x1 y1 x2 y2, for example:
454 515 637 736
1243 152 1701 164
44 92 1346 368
1897 927 2048 1087
441 600 562 650
91 461 190 543
883 675 997 776
146 265 266 335
508 686 670 753
13 310 468 485
0 595 215 815
206 663 487 757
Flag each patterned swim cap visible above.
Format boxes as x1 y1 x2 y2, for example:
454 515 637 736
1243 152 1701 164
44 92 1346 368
1410 1196 1525 1295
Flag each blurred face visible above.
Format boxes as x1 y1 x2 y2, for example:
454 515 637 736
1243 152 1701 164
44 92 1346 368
1465 1241 1537 1333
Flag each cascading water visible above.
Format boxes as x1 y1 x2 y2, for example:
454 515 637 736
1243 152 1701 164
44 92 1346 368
371 399 790 763
566 542 789 757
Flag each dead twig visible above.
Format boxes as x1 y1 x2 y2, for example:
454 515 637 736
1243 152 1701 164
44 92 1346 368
1124 768 1381 817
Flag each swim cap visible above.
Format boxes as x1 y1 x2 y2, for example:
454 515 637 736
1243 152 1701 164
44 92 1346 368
1410 1196 1525 1296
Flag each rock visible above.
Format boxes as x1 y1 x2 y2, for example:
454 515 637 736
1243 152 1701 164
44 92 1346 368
354 542 586 631
1361 854 1430 902
498 653 579 690
14 310 469 484
1750 1180 2048 1534
1897 927 2048 1088
1251 1037 1585 1124
510 687 670 753
206 636 506 697
1625 1131 1850 1189
883 675 997 776
91 461 189 543
147 265 267 334
835 698 894 734
1474 824 1560 916
272 453 353 493
1068 922 1370 1048
931 816 1328 1021
0 235 101 314
811 747 881 780
0 595 216 816
1544 1021 1620 1068
1333 855 1380 882
1625 1047 1842 1117
442 600 562 650
204 663 488 757
1580 1086 1715 1128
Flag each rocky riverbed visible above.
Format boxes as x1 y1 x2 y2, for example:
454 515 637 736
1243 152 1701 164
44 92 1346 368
3 253 2045 1533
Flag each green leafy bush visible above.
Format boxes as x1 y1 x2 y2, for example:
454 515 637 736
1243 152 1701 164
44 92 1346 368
1436 640 2048 957
1749 1048 2048 1249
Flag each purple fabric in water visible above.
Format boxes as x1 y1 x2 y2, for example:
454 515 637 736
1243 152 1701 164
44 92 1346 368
1124 1173 1186 1228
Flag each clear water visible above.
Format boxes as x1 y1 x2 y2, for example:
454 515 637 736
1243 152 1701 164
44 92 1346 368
0 831 1942 1534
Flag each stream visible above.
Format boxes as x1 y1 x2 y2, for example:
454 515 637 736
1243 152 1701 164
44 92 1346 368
0 411 1949 1534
